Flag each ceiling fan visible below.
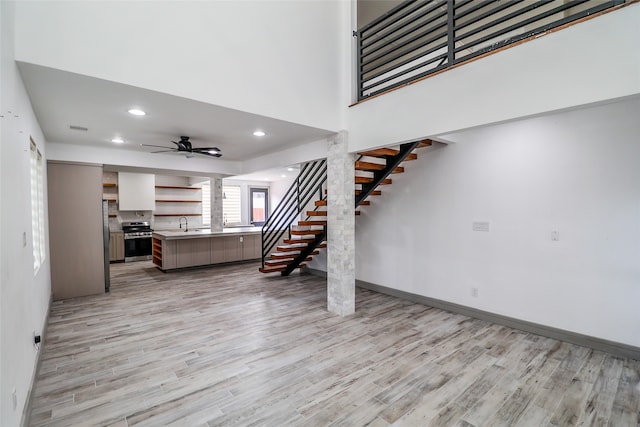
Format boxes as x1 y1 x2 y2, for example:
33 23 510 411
141 136 222 158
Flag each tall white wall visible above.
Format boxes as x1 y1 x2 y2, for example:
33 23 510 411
355 97 640 347
14 0 347 132
1 2 52 425
348 3 640 153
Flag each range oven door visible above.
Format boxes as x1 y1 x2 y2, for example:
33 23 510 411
124 235 153 262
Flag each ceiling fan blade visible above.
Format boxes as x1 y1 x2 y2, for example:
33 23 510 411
192 147 221 151
192 147 222 155
188 150 222 158
141 143 174 149
151 149 178 153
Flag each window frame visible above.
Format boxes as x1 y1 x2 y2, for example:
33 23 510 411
30 138 46 272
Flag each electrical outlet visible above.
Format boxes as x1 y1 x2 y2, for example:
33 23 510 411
471 287 479 298
472 222 490 232
551 230 559 241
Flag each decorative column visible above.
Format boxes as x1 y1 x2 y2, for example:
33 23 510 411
327 131 355 316
211 176 223 232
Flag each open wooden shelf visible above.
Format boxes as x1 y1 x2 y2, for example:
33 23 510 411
155 186 200 190
155 200 201 203
153 213 203 217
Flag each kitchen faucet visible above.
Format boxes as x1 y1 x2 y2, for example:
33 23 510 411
179 216 188 232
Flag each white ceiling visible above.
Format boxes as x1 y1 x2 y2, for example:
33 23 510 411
17 62 335 164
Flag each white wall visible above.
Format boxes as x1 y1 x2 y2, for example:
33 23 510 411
348 4 640 153
354 97 640 347
0 2 52 425
14 0 347 132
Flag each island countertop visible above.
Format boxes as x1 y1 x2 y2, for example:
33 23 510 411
153 227 262 240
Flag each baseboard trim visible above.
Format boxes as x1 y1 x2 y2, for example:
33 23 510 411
21 295 52 427
305 268 640 360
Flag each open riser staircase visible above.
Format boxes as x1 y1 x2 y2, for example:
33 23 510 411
259 139 433 275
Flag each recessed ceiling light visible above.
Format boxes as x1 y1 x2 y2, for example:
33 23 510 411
128 108 146 116
111 137 124 144
253 130 265 137
287 167 294 172
281 174 287 178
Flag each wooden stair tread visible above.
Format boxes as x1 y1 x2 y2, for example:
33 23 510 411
315 200 327 206
358 148 399 157
298 220 326 226
355 161 385 171
355 176 392 185
270 250 319 259
290 229 323 236
359 200 370 206
276 243 310 252
283 238 315 244
356 190 381 196
355 161 404 174
291 225 324 231
307 211 327 217
404 153 418 161
417 139 433 148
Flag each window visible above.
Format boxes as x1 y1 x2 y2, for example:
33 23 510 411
222 186 241 226
201 180 211 226
30 139 46 271
250 187 269 226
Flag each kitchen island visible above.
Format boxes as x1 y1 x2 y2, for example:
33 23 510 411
152 227 262 271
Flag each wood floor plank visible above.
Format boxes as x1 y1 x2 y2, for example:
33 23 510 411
28 261 640 426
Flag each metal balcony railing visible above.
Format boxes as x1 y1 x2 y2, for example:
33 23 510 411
356 0 626 100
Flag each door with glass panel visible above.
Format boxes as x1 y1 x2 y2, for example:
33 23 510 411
250 188 268 226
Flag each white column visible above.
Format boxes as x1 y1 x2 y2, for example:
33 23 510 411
327 131 355 316
211 177 223 232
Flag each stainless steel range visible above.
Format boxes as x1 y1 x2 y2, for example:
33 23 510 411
122 221 153 262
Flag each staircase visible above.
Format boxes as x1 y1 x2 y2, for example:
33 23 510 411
259 139 433 275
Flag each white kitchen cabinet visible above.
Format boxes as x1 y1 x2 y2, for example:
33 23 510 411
118 172 155 211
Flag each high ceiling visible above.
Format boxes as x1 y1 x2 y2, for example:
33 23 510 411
18 62 335 164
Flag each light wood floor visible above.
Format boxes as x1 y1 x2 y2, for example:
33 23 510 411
30 261 639 426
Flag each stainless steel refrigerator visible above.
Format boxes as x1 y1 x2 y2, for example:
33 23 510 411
102 200 111 292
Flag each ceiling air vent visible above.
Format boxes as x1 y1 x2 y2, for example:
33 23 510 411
69 125 88 131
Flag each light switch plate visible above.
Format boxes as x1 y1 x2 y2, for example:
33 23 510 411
472 222 490 232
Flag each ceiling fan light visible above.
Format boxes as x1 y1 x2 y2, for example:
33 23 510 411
111 137 124 144
253 130 265 137
208 149 219 154
128 108 146 116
